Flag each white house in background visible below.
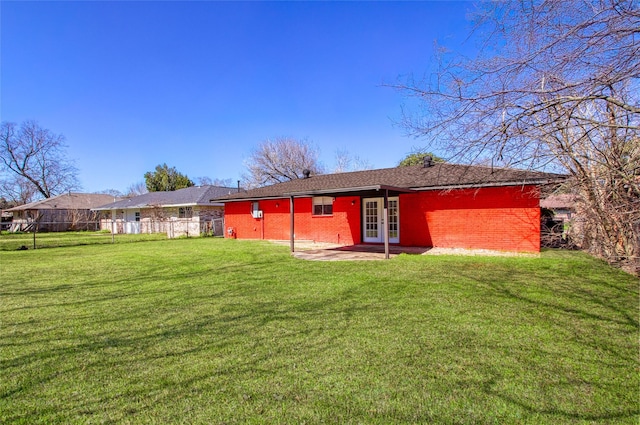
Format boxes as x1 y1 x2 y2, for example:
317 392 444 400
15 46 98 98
93 185 239 237
6 193 120 232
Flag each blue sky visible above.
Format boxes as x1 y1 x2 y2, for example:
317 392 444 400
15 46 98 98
1 1 474 193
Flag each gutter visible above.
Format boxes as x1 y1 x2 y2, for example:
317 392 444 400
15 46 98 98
217 196 289 203
284 184 415 197
219 185 416 202
93 202 224 211
411 178 565 191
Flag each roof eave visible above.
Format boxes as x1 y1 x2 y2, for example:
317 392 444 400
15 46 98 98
285 184 416 197
219 185 417 202
412 178 564 191
94 201 225 210
164 202 224 208
219 195 288 203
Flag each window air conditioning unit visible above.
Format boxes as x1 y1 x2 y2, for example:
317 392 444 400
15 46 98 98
256 210 263 218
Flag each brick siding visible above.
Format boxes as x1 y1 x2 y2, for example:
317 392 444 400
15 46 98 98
224 185 541 252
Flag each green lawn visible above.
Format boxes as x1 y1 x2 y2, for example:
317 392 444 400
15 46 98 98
1 238 638 424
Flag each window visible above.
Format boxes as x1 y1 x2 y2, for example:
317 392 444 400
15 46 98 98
179 207 193 218
250 202 264 218
135 212 141 222
313 197 333 216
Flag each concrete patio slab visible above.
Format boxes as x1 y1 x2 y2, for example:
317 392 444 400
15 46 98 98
269 240 538 261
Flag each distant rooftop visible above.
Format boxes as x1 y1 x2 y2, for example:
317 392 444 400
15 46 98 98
93 185 240 210
7 193 121 211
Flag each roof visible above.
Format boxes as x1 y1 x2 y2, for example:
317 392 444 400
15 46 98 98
217 163 566 201
93 185 239 210
540 194 577 210
6 193 121 212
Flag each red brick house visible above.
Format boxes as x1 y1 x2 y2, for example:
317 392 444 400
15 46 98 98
218 161 565 256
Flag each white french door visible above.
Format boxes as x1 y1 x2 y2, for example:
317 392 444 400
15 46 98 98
362 197 399 243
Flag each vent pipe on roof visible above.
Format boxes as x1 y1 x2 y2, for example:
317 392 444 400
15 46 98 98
237 180 240 193
302 169 311 178
423 155 434 168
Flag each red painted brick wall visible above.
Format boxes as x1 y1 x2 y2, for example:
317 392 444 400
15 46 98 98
224 196 361 245
224 185 541 252
400 185 540 252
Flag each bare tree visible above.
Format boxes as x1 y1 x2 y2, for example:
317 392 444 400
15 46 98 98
0 121 80 201
196 176 235 187
96 189 124 198
0 175 39 204
242 137 324 188
394 0 639 271
333 149 373 173
125 181 148 197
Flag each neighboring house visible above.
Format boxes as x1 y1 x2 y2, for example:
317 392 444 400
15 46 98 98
540 193 581 248
93 185 238 238
1 211 13 231
6 193 120 232
540 193 577 222
218 160 565 255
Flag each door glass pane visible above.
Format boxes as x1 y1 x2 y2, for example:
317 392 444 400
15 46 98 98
365 201 378 238
388 200 398 239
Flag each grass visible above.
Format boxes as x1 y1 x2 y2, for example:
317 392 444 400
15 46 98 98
0 231 172 251
0 238 638 424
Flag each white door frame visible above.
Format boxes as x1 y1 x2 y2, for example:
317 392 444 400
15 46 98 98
362 197 399 243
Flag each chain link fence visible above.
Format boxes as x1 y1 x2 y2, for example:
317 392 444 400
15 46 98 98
0 217 225 251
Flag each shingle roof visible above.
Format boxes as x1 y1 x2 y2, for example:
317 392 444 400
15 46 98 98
93 185 239 210
217 164 566 201
6 193 120 211
540 194 577 209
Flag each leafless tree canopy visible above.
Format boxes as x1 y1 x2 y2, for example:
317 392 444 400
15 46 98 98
0 121 80 202
96 188 124 198
333 149 373 173
196 176 235 188
125 181 149 197
242 137 324 188
395 0 639 270
0 175 39 205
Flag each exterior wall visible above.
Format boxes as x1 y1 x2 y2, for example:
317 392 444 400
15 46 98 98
224 197 361 245
100 206 224 237
224 185 541 252
400 185 541 252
